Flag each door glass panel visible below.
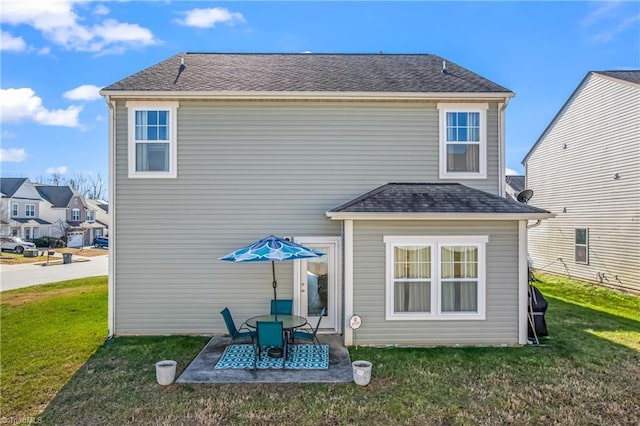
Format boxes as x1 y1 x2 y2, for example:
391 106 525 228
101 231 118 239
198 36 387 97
306 254 328 317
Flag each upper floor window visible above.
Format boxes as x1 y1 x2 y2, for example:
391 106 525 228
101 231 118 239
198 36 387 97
384 235 487 320
25 204 35 217
71 208 80 221
86 210 95 222
575 228 589 264
127 101 179 178
438 103 488 179
11 203 18 217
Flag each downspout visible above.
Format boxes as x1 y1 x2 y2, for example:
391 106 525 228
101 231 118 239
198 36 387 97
498 97 511 197
105 96 116 338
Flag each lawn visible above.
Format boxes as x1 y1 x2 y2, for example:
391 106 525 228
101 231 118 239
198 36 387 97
2 273 639 425
0 247 107 265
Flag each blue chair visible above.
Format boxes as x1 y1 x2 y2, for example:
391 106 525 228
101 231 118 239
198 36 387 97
270 299 293 315
292 307 326 353
220 307 255 344
255 321 288 370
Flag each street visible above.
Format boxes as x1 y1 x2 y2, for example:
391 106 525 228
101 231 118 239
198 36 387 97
0 255 108 291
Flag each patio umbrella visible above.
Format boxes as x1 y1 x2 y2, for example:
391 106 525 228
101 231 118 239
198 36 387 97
219 235 324 302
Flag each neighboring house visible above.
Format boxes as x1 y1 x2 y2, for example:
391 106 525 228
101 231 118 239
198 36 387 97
85 199 110 238
0 178 51 239
101 53 551 345
505 175 525 202
523 71 640 293
36 185 107 247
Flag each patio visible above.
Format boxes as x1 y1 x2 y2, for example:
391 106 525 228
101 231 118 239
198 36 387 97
176 334 354 384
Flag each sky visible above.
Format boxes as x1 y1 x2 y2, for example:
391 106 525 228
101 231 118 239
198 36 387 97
1 0 639 194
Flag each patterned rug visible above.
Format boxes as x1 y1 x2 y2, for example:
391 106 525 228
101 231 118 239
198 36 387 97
214 344 329 369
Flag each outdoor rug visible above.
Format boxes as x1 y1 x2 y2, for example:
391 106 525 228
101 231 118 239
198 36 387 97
214 344 329 369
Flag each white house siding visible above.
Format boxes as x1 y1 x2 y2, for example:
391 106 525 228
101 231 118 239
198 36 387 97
525 74 640 291
113 99 503 335
351 220 520 345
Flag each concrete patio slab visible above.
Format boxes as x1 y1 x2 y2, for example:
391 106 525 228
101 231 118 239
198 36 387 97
176 334 353 384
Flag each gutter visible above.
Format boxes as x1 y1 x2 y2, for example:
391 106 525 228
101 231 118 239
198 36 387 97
98 90 515 102
498 96 511 197
325 212 555 221
105 96 116 338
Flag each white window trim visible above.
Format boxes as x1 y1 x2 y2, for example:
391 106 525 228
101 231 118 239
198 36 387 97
437 103 488 180
25 204 35 217
384 235 488 321
126 101 179 179
575 228 589 265
71 208 81 221
11 203 18 217
86 210 96 222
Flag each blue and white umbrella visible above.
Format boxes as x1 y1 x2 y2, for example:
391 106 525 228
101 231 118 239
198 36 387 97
220 235 324 301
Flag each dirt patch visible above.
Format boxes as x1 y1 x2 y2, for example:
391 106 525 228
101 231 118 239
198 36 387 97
1 285 100 306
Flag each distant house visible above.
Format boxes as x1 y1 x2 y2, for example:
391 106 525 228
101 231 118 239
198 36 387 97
0 178 51 239
505 175 525 202
36 185 107 247
101 53 551 345
523 71 640 292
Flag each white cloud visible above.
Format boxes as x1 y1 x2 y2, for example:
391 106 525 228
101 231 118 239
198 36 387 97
46 166 68 175
0 148 27 162
0 0 157 54
1 30 27 51
63 84 102 101
94 4 109 16
176 7 245 28
581 1 640 44
0 88 82 127
505 168 521 176
1 130 16 139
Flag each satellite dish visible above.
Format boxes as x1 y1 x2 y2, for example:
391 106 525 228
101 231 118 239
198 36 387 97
517 189 534 204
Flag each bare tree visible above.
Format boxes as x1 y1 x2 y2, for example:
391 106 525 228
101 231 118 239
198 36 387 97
67 172 90 196
87 173 106 200
49 172 64 186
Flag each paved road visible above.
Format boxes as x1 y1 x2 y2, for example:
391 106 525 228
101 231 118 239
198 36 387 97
0 255 108 291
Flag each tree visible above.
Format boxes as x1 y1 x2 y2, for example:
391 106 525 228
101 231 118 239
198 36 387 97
87 173 106 200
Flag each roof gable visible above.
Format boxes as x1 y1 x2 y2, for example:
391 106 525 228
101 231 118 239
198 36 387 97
0 178 28 198
102 53 513 95
523 70 640 163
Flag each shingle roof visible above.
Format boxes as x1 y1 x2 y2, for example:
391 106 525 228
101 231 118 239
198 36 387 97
102 53 513 94
596 70 640 85
36 185 74 208
0 178 28 198
328 183 549 215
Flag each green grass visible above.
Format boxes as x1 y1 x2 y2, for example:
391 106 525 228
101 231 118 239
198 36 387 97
0 277 108 420
2 273 639 425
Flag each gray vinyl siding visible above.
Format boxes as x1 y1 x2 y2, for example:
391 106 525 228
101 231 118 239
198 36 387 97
351 220 521 345
113 99 503 335
525 74 640 291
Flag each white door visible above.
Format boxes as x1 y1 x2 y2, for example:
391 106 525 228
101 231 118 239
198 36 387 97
294 237 341 332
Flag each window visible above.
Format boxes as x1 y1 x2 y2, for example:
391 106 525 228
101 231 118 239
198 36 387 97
86 210 95 222
575 228 589 264
438 103 488 179
25 204 35 217
71 208 80 221
11 203 18 217
385 236 487 320
127 101 179 178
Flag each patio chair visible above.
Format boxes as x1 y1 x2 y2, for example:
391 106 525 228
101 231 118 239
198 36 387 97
270 299 293 315
255 321 288 370
220 307 256 345
292 307 326 353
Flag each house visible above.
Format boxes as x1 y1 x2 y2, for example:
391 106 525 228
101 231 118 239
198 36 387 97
522 71 640 293
36 184 107 247
505 175 525 202
0 178 51 239
101 53 552 345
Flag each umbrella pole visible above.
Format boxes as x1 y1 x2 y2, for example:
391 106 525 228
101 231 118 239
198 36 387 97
271 261 278 320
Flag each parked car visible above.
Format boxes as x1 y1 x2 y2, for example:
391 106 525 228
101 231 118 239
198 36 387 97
94 236 108 248
0 236 36 254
